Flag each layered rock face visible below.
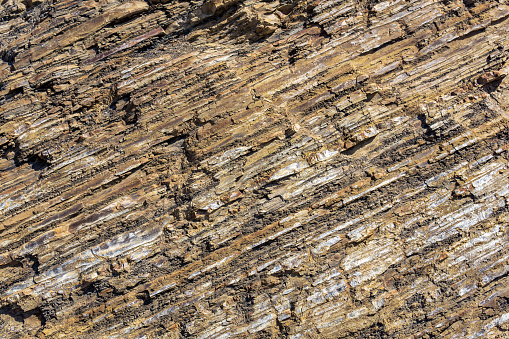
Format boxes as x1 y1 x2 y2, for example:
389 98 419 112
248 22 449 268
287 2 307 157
1 0 509 337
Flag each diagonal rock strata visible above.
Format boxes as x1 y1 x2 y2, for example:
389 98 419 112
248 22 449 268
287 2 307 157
1 0 509 338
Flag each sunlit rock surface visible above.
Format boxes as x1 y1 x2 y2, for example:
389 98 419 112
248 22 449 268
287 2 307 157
1 0 509 337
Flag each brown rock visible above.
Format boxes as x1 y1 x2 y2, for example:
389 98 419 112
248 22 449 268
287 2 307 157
1 0 509 338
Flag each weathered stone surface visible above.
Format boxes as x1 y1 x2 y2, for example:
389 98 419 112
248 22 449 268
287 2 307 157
1 0 509 338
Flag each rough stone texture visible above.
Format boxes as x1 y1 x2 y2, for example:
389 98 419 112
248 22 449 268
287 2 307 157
1 0 509 338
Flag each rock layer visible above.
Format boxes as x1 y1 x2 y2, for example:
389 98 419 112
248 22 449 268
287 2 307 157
1 0 509 338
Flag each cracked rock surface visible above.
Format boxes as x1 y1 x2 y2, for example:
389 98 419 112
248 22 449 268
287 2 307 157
1 0 509 337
